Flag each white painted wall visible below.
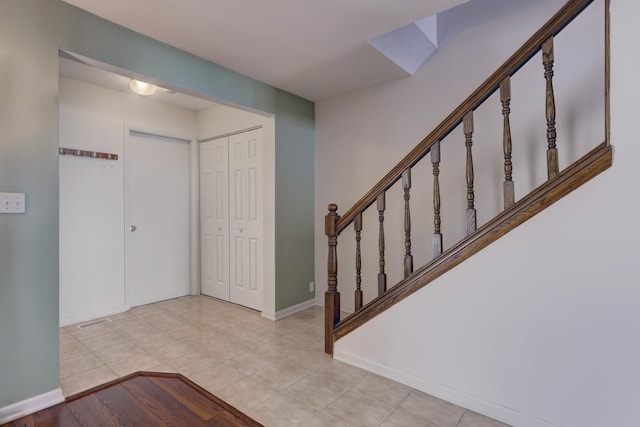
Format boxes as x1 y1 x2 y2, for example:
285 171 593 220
197 104 277 316
314 0 640 426
316 0 604 313
59 77 197 326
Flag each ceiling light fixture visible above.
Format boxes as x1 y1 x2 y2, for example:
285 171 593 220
129 79 157 96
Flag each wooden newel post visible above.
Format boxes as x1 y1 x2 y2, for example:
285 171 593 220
325 203 340 355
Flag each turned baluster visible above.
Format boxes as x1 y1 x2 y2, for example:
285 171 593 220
402 169 413 278
542 37 559 178
431 141 443 258
354 212 363 311
377 193 387 295
325 204 340 355
464 111 477 235
501 77 515 209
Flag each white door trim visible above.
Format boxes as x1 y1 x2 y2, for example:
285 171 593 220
189 137 200 296
198 125 263 143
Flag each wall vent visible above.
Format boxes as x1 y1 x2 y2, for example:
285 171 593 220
76 318 111 329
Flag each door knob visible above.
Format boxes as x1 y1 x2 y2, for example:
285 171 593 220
129 225 137 232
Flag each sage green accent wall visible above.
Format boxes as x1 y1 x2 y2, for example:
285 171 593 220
0 0 61 407
0 0 314 407
274 100 316 310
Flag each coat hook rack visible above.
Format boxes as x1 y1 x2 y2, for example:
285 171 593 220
59 147 118 160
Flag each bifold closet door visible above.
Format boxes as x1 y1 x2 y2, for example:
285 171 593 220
200 128 263 311
200 137 230 301
228 129 263 310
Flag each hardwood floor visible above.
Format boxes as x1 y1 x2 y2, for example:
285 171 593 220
3 372 262 427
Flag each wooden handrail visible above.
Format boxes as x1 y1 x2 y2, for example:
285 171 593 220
335 0 595 235
325 0 608 356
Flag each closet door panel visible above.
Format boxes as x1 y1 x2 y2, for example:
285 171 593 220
200 138 230 300
229 129 263 310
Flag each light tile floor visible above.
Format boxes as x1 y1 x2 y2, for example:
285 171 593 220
59 295 510 427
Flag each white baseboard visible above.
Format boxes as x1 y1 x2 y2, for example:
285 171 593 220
262 298 316 320
333 349 560 427
0 388 65 424
59 305 127 327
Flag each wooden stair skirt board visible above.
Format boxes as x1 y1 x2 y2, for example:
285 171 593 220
2 371 263 427
333 142 612 344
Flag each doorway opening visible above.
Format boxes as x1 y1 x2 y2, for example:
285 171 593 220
58 50 275 327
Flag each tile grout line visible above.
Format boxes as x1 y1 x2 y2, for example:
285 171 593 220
455 409 467 427
59 296 508 426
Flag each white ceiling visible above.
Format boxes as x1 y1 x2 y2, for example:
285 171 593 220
61 0 471 101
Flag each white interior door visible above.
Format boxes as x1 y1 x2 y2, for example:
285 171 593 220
125 129 190 308
229 129 263 310
200 137 230 300
200 128 263 311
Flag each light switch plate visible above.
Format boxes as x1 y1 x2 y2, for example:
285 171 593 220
0 192 26 213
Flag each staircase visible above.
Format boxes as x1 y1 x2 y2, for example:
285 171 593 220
324 0 612 355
